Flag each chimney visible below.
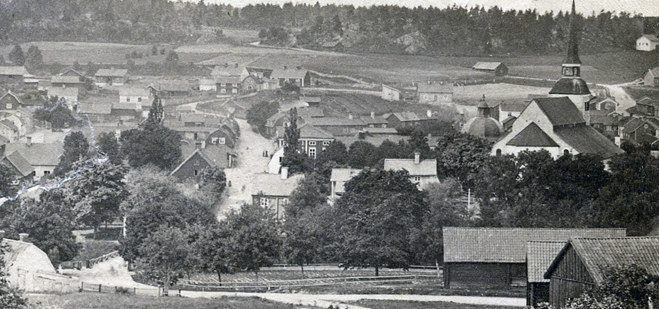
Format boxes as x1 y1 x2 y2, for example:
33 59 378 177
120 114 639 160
414 151 420 164
281 166 289 180
19 233 29 242
370 111 375 119
348 113 353 120
0 230 5 239
26 136 32 146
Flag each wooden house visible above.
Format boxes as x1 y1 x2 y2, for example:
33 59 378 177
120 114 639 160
170 149 216 181
0 92 23 110
330 167 362 200
472 62 509 76
94 68 128 86
381 84 402 101
526 241 566 307
277 124 334 159
644 68 659 87
0 66 28 84
442 227 626 290
51 75 86 90
384 152 438 189
271 66 311 88
544 237 659 308
1 233 59 292
251 172 304 221
622 117 659 146
417 82 453 104
636 34 659 51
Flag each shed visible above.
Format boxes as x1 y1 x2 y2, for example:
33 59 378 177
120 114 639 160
544 237 659 308
1 237 57 292
526 241 566 307
442 227 626 290
472 62 509 76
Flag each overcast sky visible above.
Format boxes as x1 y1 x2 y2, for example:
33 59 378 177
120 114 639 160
193 0 659 16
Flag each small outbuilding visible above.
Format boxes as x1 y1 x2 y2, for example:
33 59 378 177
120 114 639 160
472 62 509 76
644 67 659 87
1 232 58 292
544 237 659 309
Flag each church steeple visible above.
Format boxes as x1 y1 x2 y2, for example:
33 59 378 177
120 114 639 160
564 0 581 66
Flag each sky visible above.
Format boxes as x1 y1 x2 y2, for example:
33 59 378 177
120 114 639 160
192 0 659 16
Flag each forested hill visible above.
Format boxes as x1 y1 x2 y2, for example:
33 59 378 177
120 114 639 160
0 0 657 56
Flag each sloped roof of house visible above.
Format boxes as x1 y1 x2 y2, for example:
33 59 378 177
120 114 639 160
252 173 305 197
361 127 398 134
648 68 659 79
507 122 559 147
0 92 23 106
51 75 83 84
150 82 190 93
0 238 56 273
246 67 273 78
384 158 437 177
299 124 334 139
199 78 216 86
211 65 243 77
47 87 79 98
78 103 112 115
534 97 586 126
544 237 659 283
170 149 216 176
500 101 528 113
640 34 659 42
59 68 85 77
0 66 28 76
442 227 626 263
637 96 659 108
271 68 308 80
297 107 324 119
527 241 566 283
307 117 365 127
386 112 421 122
554 125 624 158
330 168 362 182
4 150 35 177
587 110 617 126
4 142 63 166
472 62 505 71
417 83 453 94
335 134 408 148
111 102 137 111
119 87 150 97
0 119 18 132
95 68 128 77
215 76 242 84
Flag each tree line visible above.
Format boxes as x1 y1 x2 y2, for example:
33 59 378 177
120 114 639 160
1 0 657 55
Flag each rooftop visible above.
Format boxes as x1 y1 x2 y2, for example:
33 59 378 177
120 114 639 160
47 87 79 98
4 142 64 166
534 97 586 126
507 122 559 147
330 167 362 182
51 75 84 84
554 125 625 159
472 62 505 71
527 241 566 283
4 150 35 177
384 158 437 177
95 68 128 77
417 83 453 94
0 66 28 76
252 173 305 197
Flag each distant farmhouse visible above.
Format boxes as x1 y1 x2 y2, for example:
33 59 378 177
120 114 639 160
636 34 659 51
417 82 453 105
384 152 439 189
544 237 659 308
47 87 79 110
0 92 23 111
644 67 659 87
270 66 311 88
94 68 128 86
0 66 29 84
472 62 508 76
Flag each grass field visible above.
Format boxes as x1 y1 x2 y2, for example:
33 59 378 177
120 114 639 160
348 299 520 309
26 293 299 309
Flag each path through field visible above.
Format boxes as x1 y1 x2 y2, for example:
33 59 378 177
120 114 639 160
216 118 274 218
181 290 526 308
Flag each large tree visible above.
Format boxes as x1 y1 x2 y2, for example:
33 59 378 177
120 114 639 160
331 169 427 276
33 97 76 129
120 125 181 170
97 132 123 165
434 131 492 188
281 108 311 174
194 222 232 284
24 45 43 72
54 131 90 176
7 45 24 66
246 101 279 134
138 225 189 295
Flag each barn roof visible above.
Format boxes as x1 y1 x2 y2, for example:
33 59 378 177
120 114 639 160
0 66 28 76
4 151 35 177
211 65 243 77
51 75 83 84
169 149 215 176
384 158 437 177
527 241 566 283
95 68 128 77
507 122 559 147
554 125 625 158
472 62 505 71
443 227 626 263
544 237 659 283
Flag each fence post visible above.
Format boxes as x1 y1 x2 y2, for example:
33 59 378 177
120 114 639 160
98 284 102 292
133 287 136 295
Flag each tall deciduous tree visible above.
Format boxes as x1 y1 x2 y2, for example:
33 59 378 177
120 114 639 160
281 108 311 174
24 45 43 72
194 222 231 283
8 45 24 66
332 169 427 276
245 101 278 134
33 97 76 129
97 132 123 165
138 225 189 295
54 131 90 176
120 123 181 170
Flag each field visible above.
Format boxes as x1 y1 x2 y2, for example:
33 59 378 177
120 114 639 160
26 293 298 309
348 299 520 309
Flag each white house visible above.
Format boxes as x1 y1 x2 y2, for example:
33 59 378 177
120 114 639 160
199 78 217 91
330 167 362 199
1 233 58 292
644 68 659 87
382 84 401 101
119 87 151 107
636 34 659 51
417 82 453 105
384 152 439 189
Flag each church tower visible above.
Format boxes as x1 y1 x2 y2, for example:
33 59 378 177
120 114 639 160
549 0 592 112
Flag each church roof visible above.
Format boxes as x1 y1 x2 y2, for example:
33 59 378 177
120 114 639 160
534 97 586 126
554 125 625 159
507 123 559 147
462 116 503 138
564 0 581 65
549 77 591 95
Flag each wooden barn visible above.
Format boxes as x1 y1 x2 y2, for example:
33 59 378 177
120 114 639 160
544 237 659 309
526 241 566 307
442 227 626 290
472 62 509 76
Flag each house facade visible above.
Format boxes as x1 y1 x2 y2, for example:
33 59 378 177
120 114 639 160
644 68 659 87
1 236 59 292
51 75 86 90
417 83 453 104
271 67 311 88
119 88 151 108
0 92 23 110
94 69 128 86
278 124 334 159
251 172 304 221
0 66 28 84
2 142 64 181
381 84 401 101
383 152 438 189
329 167 362 199
622 117 659 146
47 87 79 110
636 34 659 51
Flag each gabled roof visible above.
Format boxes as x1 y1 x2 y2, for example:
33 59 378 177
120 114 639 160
150 82 190 93
4 142 64 166
384 158 437 177
271 68 308 79
170 149 216 176
59 68 85 77
4 150 35 177
507 122 558 147
78 103 111 115
252 173 305 197
299 124 334 139
472 62 505 71
297 107 325 119
51 75 83 84
534 97 586 126
527 241 566 283
499 102 528 113
245 67 273 78
587 110 617 126
417 83 453 94
637 96 659 108
47 87 79 98
119 87 150 97
95 68 128 77
639 34 659 43
0 92 23 106
307 117 366 127
0 66 28 76
544 237 659 284
330 168 362 182
442 227 626 263
387 112 421 122
554 125 624 158
211 65 243 77
0 119 18 131
648 68 659 78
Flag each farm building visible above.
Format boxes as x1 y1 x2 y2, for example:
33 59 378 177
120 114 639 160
526 241 566 307
630 96 659 117
170 149 216 181
51 75 85 89
94 68 128 86
211 64 243 78
199 78 217 91
119 87 151 107
216 76 241 95
1 232 59 292
644 67 659 87
78 102 112 122
384 152 439 189
0 92 23 110
587 97 617 111
636 34 659 51
148 82 190 97
47 87 79 109
271 67 311 88
417 82 453 104
472 62 508 76
621 117 659 146
0 66 28 83
442 227 626 290
1 150 35 182
544 237 659 308
491 97 624 159
330 167 362 200
381 84 402 101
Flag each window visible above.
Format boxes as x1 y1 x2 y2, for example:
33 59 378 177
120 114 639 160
323 141 330 146
212 137 219 144
126 98 131 103
308 148 316 159
193 133 198 140
6 104 11 109
194 169 199 176
281 198 289 206
218 137 225 144
413 176 421 183
563 149 570 156
309 141 316 146
496 149 502 156
43 170 51 175
260 197 269 207
195 142 202 149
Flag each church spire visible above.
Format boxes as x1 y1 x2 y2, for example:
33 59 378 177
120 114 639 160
564 0 581 65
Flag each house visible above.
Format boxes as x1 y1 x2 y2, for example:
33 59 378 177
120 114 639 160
199 78 217 92
361 112 388 128
51 75 86 89
94 68 128 86
1 141 63 180
2 151 35 183
0 92 23 110
491 97 624 159
384 152 438 189
37 80 51 91
240 75 259 94
119 87 151 107
1 232 59 292
472 62 508 76
417 83 453 104
584 110 619 141
271 66 311 88
335 130 407 149
587 96 617 111
59 68 86 78
630 96 659 117
277 124 334 159
0 66 29 83
170 149 217 181
497 101 528 123
251 171 304 220
0 120 19 142
382 84 402 101
330 167 362 199
306 116 366 136
442 227 626 290
22 78 39 89
241 67 273 81
384 111 437 129
526 241 568 308
636 34 659 51
544 237 659 308
644 68 659 87
148 82 190 97
216 76 241 95
111 103 140 120
622 117 659 146
47 87 79 109
462 100 504 140
211 64 243 78
240 67 274 93
77 102 112 122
